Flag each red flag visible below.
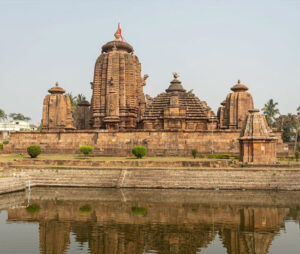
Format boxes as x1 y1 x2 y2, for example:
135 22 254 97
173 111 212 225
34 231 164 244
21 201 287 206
114 23 124 41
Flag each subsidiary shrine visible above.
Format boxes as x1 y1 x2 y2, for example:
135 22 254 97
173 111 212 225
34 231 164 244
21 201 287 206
4 26 287 163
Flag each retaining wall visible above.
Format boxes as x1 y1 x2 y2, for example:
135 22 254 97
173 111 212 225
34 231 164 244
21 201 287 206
1 167 300 194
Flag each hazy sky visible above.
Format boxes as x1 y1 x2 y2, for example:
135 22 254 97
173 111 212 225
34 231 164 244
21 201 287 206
0 0 299 124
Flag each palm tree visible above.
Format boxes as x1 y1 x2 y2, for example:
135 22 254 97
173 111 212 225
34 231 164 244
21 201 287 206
76 94 86 104
66 93 78 113
262 99 280 127
0 109 7 121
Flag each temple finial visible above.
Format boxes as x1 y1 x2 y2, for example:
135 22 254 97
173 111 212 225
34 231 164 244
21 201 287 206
173 72 179 79
55 82 59 86
238 80 240 84
114 23 123 41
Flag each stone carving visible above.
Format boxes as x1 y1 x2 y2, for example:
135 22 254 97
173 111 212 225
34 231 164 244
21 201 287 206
239 109 278 164
42 82 74 131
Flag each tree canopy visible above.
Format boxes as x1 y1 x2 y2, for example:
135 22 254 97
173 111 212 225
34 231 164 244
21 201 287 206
9 113 31 121
0 109 7 121
66 93 86 113
262 99 280 127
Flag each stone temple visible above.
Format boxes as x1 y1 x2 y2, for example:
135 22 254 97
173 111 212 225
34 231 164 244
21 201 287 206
4 25 287 163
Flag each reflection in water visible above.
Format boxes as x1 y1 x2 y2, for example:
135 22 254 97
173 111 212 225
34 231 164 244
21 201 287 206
1 188 300 254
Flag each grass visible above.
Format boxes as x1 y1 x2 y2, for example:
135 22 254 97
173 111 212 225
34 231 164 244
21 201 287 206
0 153 235 162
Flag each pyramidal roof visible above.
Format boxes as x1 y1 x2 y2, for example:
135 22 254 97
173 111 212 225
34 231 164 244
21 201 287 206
143 74 214 120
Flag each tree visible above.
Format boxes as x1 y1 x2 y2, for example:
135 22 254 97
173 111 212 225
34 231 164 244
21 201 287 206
294 107 300 153
262 99 280 127
275 114 300 143
76 94 86 104
66 93 77 113
66 93 87 114
9 113 31 121
0 109 7 121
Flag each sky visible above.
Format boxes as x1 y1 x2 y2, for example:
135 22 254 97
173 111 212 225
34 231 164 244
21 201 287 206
0 0 299 124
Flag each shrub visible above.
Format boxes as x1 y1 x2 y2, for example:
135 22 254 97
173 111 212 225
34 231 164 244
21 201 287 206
207 154 231 159
79 205 93 215
131 206 147 216
191 149 198 159
26 204 40 214
132 145 147 159
199 154 206 158
27 145 42 158
295 152 300 162
216 154 231 159
2 140 8 145
298 144 300 152
79 145 94 155
0 143 3 151
232 154 239 160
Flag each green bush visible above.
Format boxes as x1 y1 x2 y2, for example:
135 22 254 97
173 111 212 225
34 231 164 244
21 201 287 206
191 149 198 159
79 205 93 215
289 156 296 160
199 154 206 158
298 144 300 152
0 143 3 151
79 145 94 155
232 154 239 160
2 140 8 145
295 152 300 162
216 154 231 159
131 206 147 216
132 145 147 159
207 154 231 159
27 145 42 158
26 204 40 214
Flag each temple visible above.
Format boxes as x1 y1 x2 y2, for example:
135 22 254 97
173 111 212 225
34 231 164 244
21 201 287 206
3 25 287 161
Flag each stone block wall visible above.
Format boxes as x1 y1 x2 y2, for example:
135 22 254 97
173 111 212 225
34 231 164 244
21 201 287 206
4 130 241 156
3 130 288 156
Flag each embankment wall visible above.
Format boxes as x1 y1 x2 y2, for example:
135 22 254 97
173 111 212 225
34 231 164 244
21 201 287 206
1 167 300 194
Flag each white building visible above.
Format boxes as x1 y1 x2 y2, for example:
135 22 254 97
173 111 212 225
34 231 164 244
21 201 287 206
0 120 37 141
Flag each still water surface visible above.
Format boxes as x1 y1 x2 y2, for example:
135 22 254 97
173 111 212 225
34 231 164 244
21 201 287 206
0 187 300 254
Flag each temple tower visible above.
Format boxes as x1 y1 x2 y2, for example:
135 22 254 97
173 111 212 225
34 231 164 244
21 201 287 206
91 26 147 130
74 99 91 130
239 109 277 164
42 82 74 130
220 80 254 129
142 73 217 130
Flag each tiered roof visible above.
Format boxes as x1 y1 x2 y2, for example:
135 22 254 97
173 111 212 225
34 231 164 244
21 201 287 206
143 74 214 120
